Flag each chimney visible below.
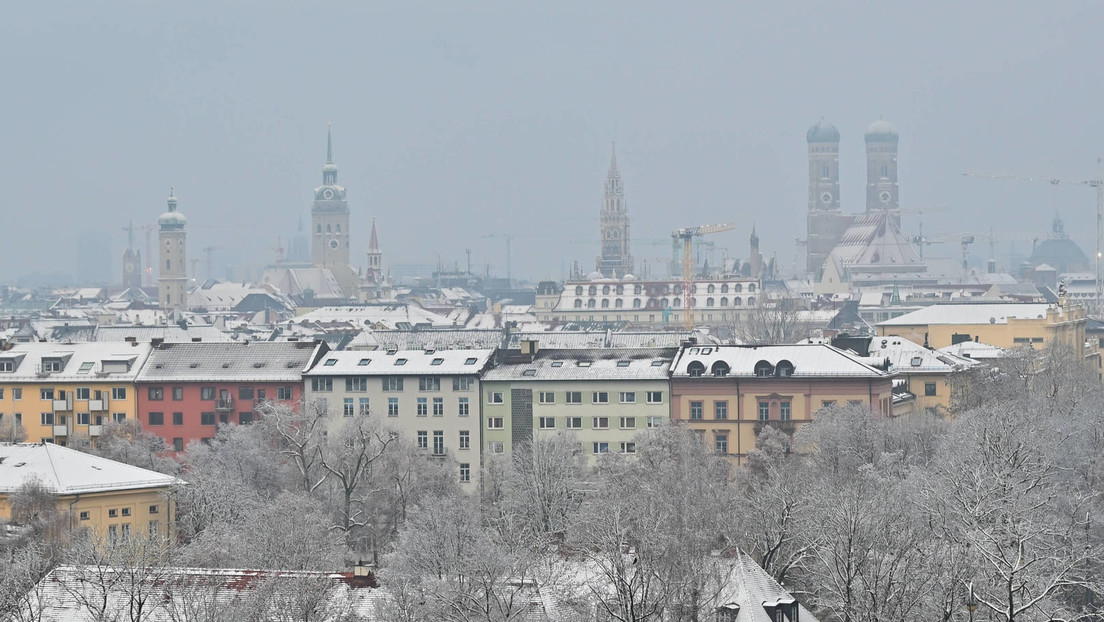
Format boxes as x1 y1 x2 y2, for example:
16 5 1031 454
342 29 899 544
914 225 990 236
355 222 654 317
151 338 164 347
520 339 539 355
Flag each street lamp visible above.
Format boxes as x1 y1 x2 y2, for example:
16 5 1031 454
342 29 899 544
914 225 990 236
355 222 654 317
966 583 978 622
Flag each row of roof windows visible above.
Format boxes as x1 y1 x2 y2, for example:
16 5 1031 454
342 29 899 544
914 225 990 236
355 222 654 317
322 356 480 367
572 296 757 309
572 283 757 296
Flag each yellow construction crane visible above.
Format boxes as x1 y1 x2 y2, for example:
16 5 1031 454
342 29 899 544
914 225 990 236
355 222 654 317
965 158 1104 313
671 223 736 329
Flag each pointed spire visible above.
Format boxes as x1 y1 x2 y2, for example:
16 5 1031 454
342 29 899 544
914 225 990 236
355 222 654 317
167 187 177 210
369 218 380 252
607 141 619 179
326 123 333 164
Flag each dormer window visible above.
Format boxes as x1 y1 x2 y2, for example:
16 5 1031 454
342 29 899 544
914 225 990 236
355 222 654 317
0 360 15 372
754 360 774 377
775 360 795 377
42 359 63 373
687 361 706 377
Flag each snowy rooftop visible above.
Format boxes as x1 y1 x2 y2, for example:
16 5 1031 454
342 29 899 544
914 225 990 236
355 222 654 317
936 340 1009 360
877 303 1059 327
304 348 495 376
864 336 976 372
0 443 181 495
296 304 455 329
670 343 890 378
136 341 326 382
0 342 152 382
482 348 677 382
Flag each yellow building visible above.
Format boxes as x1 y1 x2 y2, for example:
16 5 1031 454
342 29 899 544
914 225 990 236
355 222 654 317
0 343 152 445
875 303 1086 351
0 442 180 541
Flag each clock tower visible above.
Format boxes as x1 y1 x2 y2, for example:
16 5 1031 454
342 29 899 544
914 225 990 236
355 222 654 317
311 124 350 270
596 143 633 278
806 119 852 276
157 188 188 313
121 220 142 289
865 118 900 226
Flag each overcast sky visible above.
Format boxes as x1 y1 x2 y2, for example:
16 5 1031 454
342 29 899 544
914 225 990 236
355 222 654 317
2 1 1102 284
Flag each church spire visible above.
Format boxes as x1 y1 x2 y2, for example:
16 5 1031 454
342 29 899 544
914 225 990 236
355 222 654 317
369 218 380 252
608 141 619 179
604 141 622 199
326 122 333 165
322 124 338 185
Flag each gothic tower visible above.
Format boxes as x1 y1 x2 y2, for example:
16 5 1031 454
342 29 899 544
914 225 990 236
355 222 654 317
312 124 350 269
121 220 142 289
596 143 633 278
366 219 382 283
865 119 900 226
158 188 188 312
749 225 762 279
806 119 851 276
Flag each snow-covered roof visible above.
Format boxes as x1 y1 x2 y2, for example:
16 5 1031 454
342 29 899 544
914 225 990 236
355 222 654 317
671 343 890 378
877 303 1059 327
91 325 232 343
483 348 677 382
0 443 180 495
304 348 494 376
0 342 152 382
136 341 326 383
864 336 977 372
296 304 454 329
936 340 1009 360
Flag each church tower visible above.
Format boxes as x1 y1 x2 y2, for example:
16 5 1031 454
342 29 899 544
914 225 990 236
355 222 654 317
121 220 142 289
806 119 851 276
366 219 382 282
865 119 900 226
157 188 188 312
596 143 633 278
312 124 350 269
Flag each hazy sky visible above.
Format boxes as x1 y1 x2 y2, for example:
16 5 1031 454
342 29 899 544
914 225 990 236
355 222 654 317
3 2 1102 284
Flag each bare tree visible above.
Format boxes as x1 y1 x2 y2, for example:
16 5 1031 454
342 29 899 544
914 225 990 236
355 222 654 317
318 416 398 536
0 414 27 442
258 399 329 494
61 531 177 622
484 432 585 543
719 297 816 345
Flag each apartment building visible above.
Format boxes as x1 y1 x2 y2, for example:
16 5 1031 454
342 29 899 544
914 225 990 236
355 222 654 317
670 343 894 465
0 342 152 445
302 348 494 489
876 303 1086 351
135 341 328 450
481 345 677 465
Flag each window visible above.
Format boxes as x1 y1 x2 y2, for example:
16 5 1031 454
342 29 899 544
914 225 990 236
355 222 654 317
346 377 368 392
41 388 54 400
592 442 609 454
172 387 184 401
565 417 582 429
387 398 399 416
277 386 294 400
432 397 444 416
148 504 159 515
487 392 504 404
488 442 504 454
323 358 337 367
359 398 370 415
539 416 556 429
149 521 160 537
758 401 770 421
690 401 704 420
646 391 663 404
108 508 118 518
40 412 54 426
539 391 555 404
76 412 90 425
592 417 609 429
79 511 90 521
620 442 637 454
12 388 20 400
453 377 473 391
113 412 126 423
417 398 428 416
173 438 184 451
459 463 471 483
344 398 355 417
42 359 62 373
821 400 836 408
459 430 470 450
358 358 371 366
382 377 404 391
715 433 728 454
201 412 216 425
487 417 504 429
924 382 937 397
200 387 215 400
430 358 444 366
592 392 609 404
0 361 11 372
419 377 441 391
619 392 636 403
432 431 445 455
148 387 163 401
464 357 478 366
108 524 118 541
149 412 164 426
647 416 664 428
458 397 470 416
566 391 582 404
172 412 183 425
311 378 333 392
239 412 253 425
416 431 428 449
714 401 728 420
394 358 408 366
76 387 90 400
619 416 636 429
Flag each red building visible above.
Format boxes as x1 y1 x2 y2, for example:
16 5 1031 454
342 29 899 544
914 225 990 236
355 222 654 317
135 340 328 450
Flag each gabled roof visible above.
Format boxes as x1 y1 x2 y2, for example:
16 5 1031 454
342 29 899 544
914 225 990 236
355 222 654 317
671 343 890 378
136 341 327 383
825 212 925 276
0 342 152 382
304 348 495 376
0 443 180 495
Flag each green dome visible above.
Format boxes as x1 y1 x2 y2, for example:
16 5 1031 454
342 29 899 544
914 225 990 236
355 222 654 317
806 120 840 143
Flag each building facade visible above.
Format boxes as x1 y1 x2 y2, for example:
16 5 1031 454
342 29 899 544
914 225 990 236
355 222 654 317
865 119 900 226
134 341 326 450
876 303 1087 351
540 277 761 327
302 348 494 489
597 145 633 278
806 120 852 276
0 343 151 445
157 189 187 312
670 343 894 465
481 346 676 466
312 125 350 271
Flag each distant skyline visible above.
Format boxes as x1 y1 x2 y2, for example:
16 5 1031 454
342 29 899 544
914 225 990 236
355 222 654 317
2 2 1102 284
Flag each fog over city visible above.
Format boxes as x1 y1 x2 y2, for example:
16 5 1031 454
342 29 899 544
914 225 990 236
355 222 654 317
1 2 1102 283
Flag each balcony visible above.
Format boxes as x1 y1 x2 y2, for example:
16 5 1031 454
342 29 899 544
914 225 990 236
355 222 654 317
89 399 107 411
53 399 71 412
52 425 68 437
89 425 103 437
215 397 235 411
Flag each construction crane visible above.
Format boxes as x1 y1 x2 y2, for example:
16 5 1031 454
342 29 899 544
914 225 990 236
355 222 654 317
482 233 517 285
965 158 1104 313
900 207 949 259
671 223 736 329
202 246 223 282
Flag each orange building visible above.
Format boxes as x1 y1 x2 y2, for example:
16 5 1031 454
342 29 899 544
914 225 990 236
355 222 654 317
670 343 894 464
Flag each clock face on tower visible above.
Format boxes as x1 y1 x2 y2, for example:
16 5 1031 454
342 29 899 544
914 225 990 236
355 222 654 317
322 188 335 200
163 239 172 248
821 192 833 204
329 239 340 250
125 263 135 273
879 191 892 204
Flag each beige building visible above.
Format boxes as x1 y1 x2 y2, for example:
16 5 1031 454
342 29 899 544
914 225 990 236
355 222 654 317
481 346 677 466
302 348 494 490
0 442 180 542
539 277 761 327
876 303 1086 351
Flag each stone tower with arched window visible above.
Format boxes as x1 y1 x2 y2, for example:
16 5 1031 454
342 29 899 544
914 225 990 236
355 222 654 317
312 124 350 269
158 188 187 313
865 118 899 226
597 143 634 278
